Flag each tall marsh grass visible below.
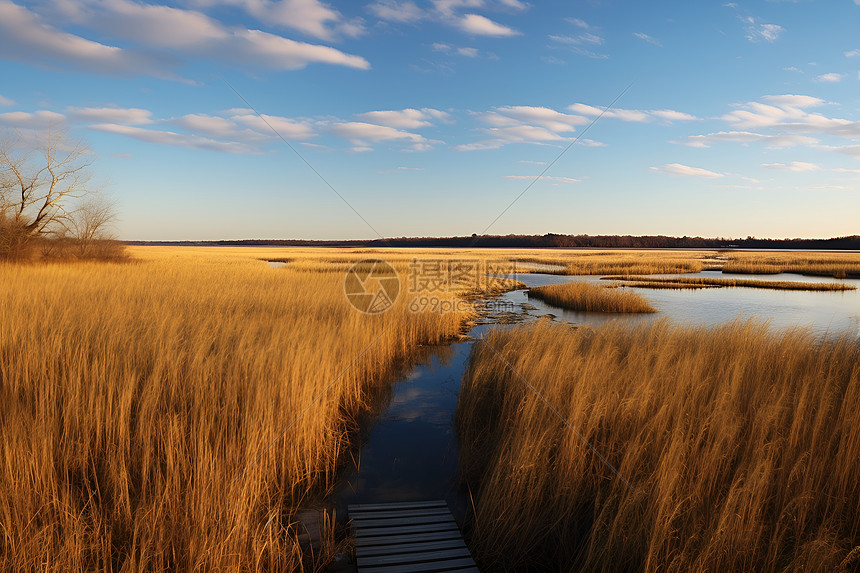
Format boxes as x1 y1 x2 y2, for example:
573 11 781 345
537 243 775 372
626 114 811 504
722 252 860 278
0 249 472 571
527 282 657 313
457 320 860 572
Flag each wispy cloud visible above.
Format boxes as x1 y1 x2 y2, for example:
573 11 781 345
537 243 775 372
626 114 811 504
459 101 696 150
761 161 820 172
67 106 154 125
815 72 843 83
650 163 724 178
458 13 518 36
845 49 860 58
188 0 365 41
570 103 697 122
725 4 784 43
89 123 256 153
0 0 165 76
369 0 521 37
675 131 818 148
3 0 371 78
355 108 450 129
0 94 14 106
0 110 66 128
506 175 581 183
633 32 661 46
368 0 425 23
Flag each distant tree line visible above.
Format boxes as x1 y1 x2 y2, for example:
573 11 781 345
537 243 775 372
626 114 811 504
128 233 860 250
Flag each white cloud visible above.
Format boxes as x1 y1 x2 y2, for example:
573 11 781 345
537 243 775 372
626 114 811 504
460 102 692 150
226 113 317 140
67 106 153 125
457 46 479 57
726 5 783 43
232 29 370 70
328 121 433 151
458 13 518 36
568 103 656 123
355 108 450 129
0 0 163 76
761 161 820 172
14 0 371 76
748 22 783 43
722 95 860 138
566 17 590 29
760 94 825 108
0 110 67 128
371 1 521 40
834 167 860 174
89 123 255 153
633 32 661 46
367 0 425 23
550 32 603 46
651 109 698 121
548 30 607 59
845 49 860 58
650 163 724 178
498 0 528 10
506 175 580 183
675 131 819 149
0 95 14 106
188 0 364 41
815 72 843 83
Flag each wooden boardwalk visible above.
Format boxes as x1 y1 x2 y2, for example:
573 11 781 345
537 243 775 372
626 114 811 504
349 500 478 572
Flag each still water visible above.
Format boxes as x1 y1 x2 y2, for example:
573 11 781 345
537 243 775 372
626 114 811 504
331 271 860 519
506 271 860 338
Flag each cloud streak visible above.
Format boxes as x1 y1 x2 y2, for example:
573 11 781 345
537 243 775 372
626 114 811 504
650 163 724 178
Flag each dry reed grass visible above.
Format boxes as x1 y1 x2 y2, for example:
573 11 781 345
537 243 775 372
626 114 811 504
457 320 860 572
604 275 857 291
0 248 476 571
512 250 710 276
527 282 657 313
721 251 860 278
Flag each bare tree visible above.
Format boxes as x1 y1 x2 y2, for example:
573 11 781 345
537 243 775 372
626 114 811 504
0 129 93 258
67 192 118 257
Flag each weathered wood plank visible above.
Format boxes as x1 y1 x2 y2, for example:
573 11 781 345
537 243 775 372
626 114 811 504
350 500 477 572
350 514 455 528
355 538 466 558
358 547 472 567
354 530 464 548
359 557 478 573
350 508 452 520
355 522 460 538
348 500 447 512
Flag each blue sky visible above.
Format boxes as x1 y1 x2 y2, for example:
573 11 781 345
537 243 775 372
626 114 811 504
1 0 858 240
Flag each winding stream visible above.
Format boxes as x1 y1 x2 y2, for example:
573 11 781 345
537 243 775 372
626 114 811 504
327 270 860 527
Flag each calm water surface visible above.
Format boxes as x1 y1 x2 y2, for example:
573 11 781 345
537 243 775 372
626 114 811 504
331 271 860 520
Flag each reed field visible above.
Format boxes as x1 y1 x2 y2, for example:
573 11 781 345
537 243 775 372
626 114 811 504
604 275 857 291
0 246 505 572
721 251 860 278
511 250 712 276
527 282 657 313
457 320 860 572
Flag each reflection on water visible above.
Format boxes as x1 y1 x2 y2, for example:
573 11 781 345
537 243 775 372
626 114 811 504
334 339 472 519
506 271 860 338
330 270 860 524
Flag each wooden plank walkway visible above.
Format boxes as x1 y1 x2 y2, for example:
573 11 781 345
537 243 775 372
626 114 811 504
349 500 478 572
